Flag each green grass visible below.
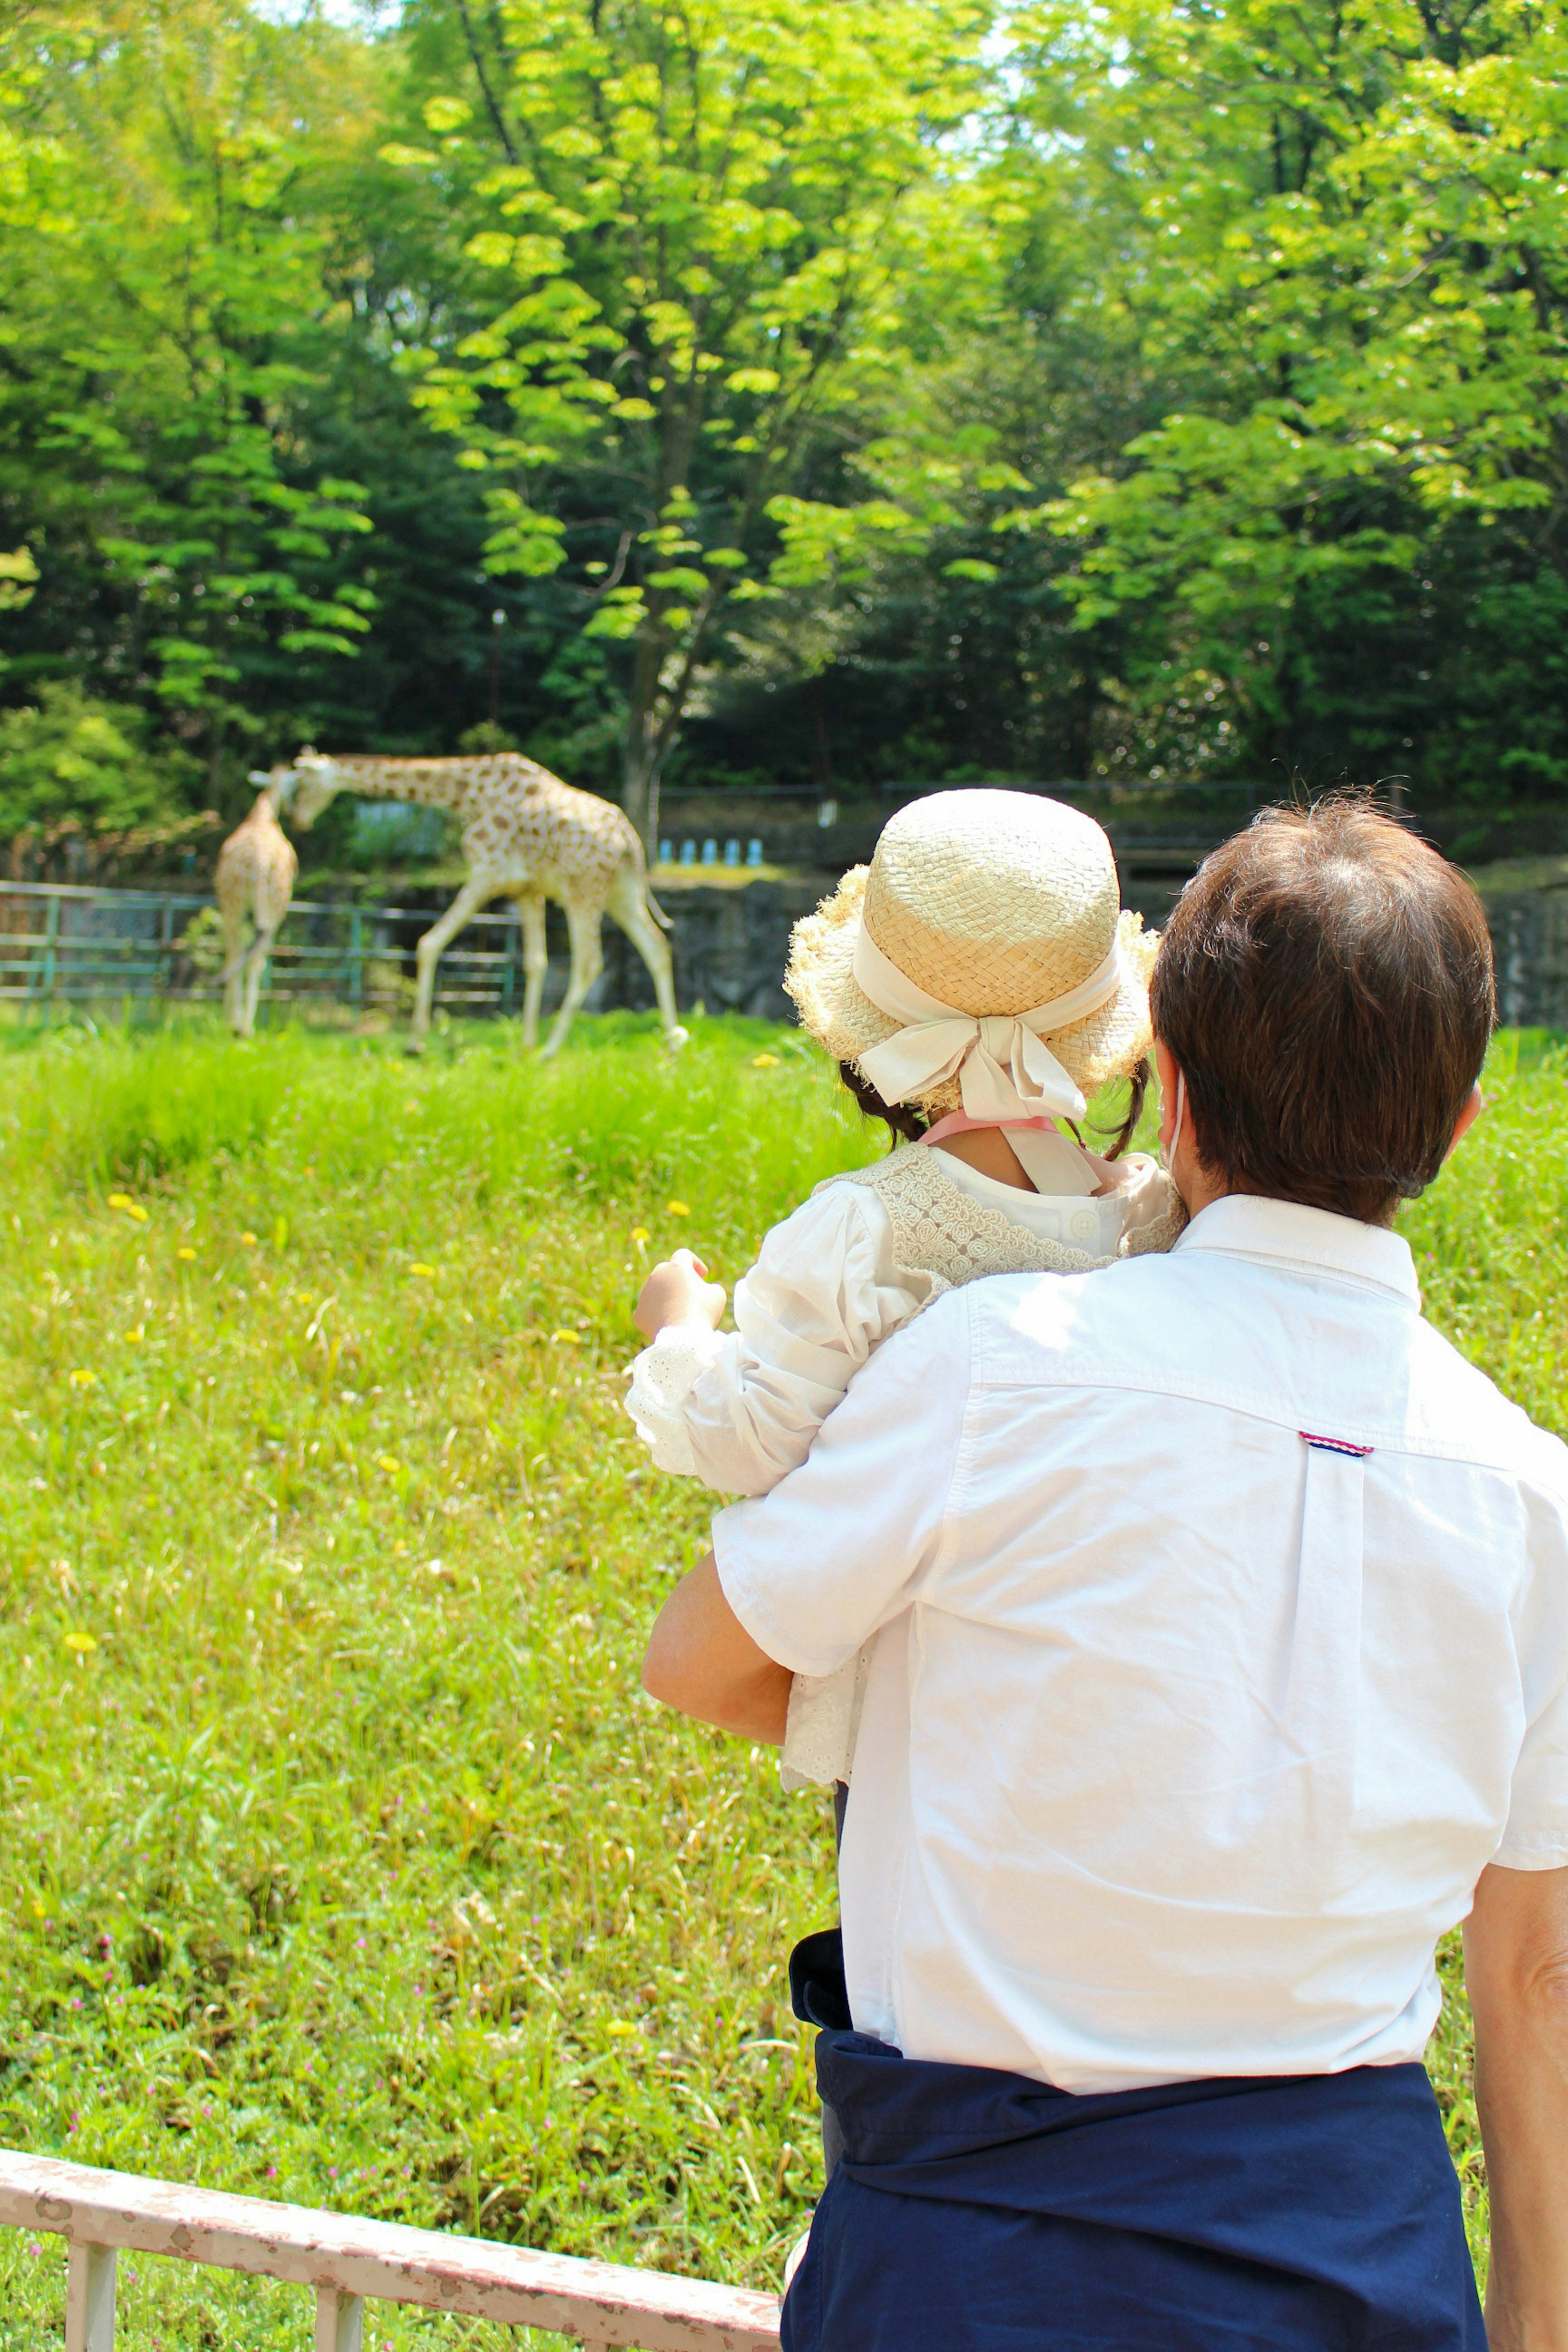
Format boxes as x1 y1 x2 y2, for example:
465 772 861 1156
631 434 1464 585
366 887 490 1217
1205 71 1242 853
0 1011 1563 2345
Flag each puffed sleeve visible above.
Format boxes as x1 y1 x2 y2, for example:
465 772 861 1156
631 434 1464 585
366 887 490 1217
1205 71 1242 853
622 1180 942 1498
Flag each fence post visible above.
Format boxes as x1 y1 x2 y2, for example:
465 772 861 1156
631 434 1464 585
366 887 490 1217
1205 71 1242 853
347 907 364 1016
314 2286 363 2352
26 893 60 1013
65 2242 116 2352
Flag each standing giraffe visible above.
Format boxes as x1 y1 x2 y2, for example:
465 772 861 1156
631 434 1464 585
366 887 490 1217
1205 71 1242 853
270 748 686 1056
215 784 298 1038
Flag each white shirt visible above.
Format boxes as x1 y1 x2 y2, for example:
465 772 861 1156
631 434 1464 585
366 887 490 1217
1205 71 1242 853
714 1195 1568 2094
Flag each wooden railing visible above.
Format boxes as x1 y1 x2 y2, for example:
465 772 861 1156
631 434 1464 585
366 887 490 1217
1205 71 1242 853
0 2150 782 2352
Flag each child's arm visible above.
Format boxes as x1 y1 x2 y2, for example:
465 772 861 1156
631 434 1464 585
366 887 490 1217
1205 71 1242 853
624 1182 939 1499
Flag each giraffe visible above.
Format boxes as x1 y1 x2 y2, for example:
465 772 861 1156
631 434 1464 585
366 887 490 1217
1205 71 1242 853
214 783 298 1038
270 748 687 1056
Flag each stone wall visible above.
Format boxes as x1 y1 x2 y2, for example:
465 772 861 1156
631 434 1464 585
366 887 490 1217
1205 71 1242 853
1471 862 1568 1031
597 861 1568 1036
593 875 825 1023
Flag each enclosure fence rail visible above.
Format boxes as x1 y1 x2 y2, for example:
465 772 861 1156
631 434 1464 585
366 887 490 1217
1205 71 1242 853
0 2149 782 2352
0 882 531 1019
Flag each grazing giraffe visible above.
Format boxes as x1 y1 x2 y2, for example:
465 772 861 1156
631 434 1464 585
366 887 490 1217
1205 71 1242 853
271 748 686 1056
215 784 298 1038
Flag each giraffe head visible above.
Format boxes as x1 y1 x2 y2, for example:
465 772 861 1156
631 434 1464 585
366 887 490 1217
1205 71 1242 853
247 762 304 819
271 749 345 831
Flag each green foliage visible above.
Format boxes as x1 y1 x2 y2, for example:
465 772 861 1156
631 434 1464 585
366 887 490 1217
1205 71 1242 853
5 0 1568 829
0 546 36 612
0 1 384 790
389 0 998 826
0 1015 1557 2344
995 0 1568 794
0 683 189 837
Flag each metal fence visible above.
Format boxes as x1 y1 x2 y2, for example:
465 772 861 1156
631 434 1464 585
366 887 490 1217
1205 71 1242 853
0 2149 782 2351
0 882 540 1022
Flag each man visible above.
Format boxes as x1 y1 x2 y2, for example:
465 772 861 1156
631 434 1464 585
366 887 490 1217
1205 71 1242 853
644 802 1568 2351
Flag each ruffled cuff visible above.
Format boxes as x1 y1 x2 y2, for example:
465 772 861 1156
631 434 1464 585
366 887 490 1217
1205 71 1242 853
624 1325 727 1477
779 1644 873 1792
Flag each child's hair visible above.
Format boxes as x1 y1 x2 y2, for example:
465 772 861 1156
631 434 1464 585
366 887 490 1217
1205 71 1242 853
839 1058 1150 1160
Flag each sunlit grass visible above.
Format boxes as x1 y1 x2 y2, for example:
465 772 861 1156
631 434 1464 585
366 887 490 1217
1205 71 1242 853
0 1013 1561 2344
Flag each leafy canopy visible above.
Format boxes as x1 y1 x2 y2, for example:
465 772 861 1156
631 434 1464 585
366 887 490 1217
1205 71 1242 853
390 0 995 819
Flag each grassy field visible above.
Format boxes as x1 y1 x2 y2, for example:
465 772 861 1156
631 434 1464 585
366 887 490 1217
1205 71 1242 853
0 1011 1564 2348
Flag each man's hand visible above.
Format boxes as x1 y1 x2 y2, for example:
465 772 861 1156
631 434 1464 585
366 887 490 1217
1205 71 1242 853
1465 1860 1568 2351
634 1248 727 1342
643 1551 791 1743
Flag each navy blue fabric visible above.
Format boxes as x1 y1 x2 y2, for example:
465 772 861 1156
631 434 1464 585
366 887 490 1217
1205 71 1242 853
781 2031 1484 2352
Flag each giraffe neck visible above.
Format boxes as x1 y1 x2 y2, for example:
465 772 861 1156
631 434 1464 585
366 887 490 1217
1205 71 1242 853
331 757 473 811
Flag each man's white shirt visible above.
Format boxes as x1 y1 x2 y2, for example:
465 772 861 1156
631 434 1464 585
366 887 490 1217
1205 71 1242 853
714 1195 1568 2094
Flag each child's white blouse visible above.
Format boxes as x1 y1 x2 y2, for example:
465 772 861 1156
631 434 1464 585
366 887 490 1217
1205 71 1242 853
628 1145 1168 1493
626 1140 1173 1786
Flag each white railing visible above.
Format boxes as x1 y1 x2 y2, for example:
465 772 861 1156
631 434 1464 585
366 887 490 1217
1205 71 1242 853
0 2150 782 2352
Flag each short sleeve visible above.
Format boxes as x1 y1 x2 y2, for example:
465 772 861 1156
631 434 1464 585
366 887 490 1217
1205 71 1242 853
712 1289 971 1678
1495 1477 1568 1870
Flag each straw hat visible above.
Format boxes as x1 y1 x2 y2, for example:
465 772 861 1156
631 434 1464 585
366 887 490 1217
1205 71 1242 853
785 789 1156 1119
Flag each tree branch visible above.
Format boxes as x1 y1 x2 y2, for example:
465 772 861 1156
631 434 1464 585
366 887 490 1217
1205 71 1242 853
452 0 518 165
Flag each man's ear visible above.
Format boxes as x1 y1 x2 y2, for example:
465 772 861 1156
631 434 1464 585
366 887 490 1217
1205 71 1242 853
1444 1080 1484 1162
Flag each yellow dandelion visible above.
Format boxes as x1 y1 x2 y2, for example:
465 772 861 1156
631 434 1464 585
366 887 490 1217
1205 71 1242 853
631 1226 650 1244
124 1324 144 1345
177 1247 196 1262
107 1193 148 1221
551 1328 582 1345
377 1454 402 1475
410 1263 437 1278
666 1200 690 1218
241 1232 258 1248
751 1052 780 1069
67 1369 95 1390
63 1630 97 1654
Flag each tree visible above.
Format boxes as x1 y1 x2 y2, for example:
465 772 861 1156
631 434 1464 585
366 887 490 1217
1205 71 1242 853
390 0 994 845
0 0 381 795
1000 0 1568 800
0 677 196 861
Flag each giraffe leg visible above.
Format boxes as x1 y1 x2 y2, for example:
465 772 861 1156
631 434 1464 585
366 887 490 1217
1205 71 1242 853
516 894 547 1049
608 871 688 1051
220 907 250 1036
244 924 277 1037
411 876 492 1050
539 898 605 1058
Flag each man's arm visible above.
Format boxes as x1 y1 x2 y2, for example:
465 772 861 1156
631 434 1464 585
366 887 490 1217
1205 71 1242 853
1463 1860 1568 2350
642 1551 792 1743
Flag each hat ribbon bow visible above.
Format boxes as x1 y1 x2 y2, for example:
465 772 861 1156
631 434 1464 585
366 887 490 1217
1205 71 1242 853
851 918 1125 1124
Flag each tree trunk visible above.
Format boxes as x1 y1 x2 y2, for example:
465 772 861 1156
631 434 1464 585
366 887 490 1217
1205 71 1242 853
622 630 668 857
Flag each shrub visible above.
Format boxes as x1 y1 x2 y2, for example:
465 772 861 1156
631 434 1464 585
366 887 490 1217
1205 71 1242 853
0 682 196 844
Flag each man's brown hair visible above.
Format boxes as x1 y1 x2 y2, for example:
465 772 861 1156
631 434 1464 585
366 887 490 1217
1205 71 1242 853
1150 799 1495 1225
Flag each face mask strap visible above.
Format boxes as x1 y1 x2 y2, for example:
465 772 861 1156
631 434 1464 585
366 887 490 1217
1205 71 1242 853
1161 1068 1185 1174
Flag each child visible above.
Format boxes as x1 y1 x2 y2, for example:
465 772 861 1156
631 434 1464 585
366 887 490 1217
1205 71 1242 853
625 789 1183 1790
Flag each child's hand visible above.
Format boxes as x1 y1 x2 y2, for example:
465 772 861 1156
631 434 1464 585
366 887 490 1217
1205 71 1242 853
634 1248 727 1341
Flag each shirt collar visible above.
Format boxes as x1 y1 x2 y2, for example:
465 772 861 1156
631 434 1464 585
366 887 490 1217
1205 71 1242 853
1172 1193 1421 1307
